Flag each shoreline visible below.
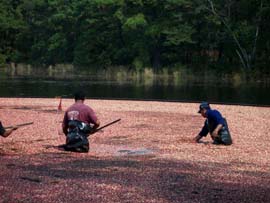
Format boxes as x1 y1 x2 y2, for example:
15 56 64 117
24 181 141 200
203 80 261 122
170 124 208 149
1 96 269 108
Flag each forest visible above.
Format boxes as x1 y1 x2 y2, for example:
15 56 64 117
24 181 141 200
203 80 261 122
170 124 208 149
0 0 269 76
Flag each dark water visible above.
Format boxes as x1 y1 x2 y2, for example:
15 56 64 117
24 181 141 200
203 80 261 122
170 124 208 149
0 78 269 106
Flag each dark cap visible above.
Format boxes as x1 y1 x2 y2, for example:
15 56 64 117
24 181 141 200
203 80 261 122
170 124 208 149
74 91 86 101
198 102 210 113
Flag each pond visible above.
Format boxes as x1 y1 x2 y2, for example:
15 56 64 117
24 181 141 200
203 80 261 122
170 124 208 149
0 77 269 106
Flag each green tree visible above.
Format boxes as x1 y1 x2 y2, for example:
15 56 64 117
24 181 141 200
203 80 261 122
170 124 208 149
0 0 269 76
73 0 125 67
120 0 195 71
0 0 25 64
206 0 265 71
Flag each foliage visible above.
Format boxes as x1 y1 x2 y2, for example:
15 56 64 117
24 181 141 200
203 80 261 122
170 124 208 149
0 0 269 74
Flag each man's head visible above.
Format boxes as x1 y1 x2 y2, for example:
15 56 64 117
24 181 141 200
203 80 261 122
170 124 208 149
198 102 210 117
74 91 86 102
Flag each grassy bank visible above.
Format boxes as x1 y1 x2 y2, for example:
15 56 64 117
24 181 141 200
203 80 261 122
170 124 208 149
1 63 269 86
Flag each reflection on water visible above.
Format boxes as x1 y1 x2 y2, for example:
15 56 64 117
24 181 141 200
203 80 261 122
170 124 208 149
0 78 269 105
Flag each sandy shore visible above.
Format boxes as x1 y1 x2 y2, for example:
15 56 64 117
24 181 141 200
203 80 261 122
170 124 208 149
0 98 269 202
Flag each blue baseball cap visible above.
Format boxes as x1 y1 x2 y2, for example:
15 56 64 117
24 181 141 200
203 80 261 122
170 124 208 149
198 102 210 113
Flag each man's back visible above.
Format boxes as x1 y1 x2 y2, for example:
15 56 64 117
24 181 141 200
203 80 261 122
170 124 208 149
65 102 98 125
61 92 100 152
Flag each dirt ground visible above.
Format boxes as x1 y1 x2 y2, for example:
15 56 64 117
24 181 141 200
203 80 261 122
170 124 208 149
0 98 269 203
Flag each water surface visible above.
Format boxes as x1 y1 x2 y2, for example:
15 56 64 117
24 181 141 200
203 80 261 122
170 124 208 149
0 78 269 106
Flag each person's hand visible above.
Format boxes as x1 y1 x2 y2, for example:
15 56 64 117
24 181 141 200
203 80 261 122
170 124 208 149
12 126 18 131
2 127 18 138
193 134 202 143
89 129 96 135
211 129 219 138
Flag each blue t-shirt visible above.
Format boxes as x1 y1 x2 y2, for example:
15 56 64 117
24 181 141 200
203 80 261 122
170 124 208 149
199 109 225 137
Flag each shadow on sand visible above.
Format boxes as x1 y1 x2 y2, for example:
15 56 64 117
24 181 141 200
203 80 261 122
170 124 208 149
0 152 269 203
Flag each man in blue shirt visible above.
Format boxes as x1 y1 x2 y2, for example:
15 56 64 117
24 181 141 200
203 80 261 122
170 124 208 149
194 102 232 145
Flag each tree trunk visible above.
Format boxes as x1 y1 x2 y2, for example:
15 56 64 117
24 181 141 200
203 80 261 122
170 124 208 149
207 0 263 71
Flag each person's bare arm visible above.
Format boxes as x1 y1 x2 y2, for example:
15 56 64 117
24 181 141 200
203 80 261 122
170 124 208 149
92 119 100 130
193 134 203 143
211 124 223 138
62 113 69 136
2 127 18 138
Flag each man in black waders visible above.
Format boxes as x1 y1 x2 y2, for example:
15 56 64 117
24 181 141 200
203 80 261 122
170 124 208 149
194 102 233 145
62 91 100 152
